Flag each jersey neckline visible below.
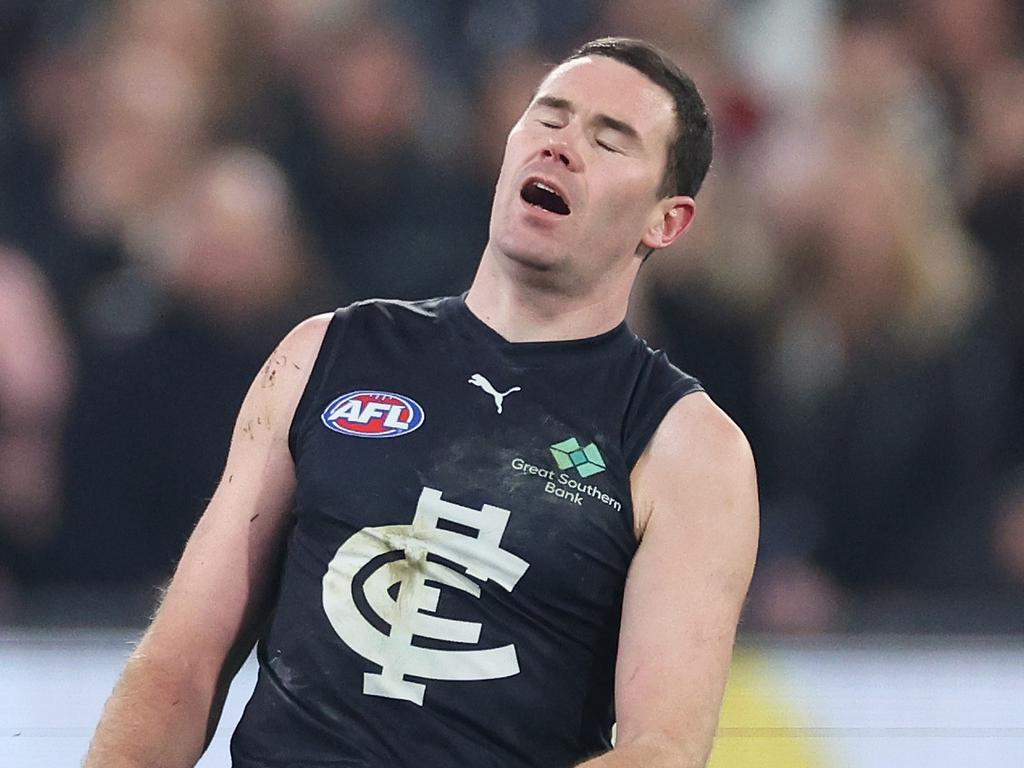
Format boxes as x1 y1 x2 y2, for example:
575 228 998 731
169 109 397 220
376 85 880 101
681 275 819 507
444 293 633 357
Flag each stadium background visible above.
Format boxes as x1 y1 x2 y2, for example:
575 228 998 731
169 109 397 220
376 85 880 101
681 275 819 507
1 0 1022 765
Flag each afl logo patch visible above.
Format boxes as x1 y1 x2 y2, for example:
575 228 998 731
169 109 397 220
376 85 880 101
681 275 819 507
322 391 424 438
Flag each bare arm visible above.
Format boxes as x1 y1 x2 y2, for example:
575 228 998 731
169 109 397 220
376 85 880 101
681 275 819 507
84 314 332 768
578 393 759 767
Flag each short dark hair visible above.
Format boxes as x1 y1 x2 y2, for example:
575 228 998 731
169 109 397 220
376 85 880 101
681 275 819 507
563 37 713 198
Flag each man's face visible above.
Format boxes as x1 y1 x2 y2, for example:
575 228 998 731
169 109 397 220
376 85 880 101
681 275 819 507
488 55 680 283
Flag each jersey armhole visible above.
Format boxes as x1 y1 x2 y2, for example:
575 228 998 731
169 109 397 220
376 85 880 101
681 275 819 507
287 307 351 462
623 379 704 470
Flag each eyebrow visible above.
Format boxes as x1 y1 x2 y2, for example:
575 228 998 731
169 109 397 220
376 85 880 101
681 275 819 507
533 95 642 144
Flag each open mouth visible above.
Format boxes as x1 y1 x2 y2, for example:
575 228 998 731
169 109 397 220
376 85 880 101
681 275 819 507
520 179 571 216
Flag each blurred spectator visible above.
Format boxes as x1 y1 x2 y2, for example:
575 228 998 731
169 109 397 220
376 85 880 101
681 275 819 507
962 61 1024 470
105 0 230 98
751 92 1013 631
51 146 336 587
964 60 1024 272
161 146 322 328
728 0 834 108
58 43 207 247
4 1 223 325
0 246 73 610
906 0 1023 114
992 471 1024 586
1 5 97 304
272 10 486 301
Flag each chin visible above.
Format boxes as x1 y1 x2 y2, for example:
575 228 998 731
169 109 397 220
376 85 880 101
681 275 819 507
492 231 566 273
506 250 563 275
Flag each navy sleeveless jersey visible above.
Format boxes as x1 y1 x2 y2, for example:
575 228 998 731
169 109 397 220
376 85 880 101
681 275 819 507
230 295 702 768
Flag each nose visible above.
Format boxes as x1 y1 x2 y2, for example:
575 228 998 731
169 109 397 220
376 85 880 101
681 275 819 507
540 139 583 173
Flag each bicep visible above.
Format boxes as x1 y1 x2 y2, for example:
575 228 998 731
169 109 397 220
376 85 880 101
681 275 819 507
615 394 759 761
138 315 331 683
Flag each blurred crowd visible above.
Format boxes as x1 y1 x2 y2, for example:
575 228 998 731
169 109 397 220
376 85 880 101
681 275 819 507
0 0 1022 633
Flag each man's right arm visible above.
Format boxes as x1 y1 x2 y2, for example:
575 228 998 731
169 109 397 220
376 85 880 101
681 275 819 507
84 313 333 768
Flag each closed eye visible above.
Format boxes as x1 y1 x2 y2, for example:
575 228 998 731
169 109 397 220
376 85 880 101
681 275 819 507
538 119 561 128
597 140 621 154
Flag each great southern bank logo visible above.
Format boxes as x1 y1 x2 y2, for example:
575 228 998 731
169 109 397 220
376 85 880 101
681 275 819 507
322 390 424 438
509 436 620 510
549 437 606 478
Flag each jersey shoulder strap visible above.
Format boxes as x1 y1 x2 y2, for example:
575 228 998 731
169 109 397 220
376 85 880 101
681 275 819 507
287 298 444 459
620 336 704 468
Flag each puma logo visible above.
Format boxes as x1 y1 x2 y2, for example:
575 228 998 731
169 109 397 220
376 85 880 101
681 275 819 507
468 373 521 414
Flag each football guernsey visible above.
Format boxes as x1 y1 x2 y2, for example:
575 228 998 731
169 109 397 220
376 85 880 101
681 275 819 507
230 295 703 768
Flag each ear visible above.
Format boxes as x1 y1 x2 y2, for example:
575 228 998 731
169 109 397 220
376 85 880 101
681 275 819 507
640 196 696 251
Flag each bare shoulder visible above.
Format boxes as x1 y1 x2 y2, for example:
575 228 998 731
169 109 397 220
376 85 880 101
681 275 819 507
644 392 752 467
289 311 335 345
267 312 334 386
248 312 334 426
631 392 757 540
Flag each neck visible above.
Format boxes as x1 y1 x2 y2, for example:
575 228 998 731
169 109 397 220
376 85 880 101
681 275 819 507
465 242 638 342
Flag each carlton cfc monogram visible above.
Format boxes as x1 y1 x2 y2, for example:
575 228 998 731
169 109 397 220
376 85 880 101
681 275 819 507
321 487 530 706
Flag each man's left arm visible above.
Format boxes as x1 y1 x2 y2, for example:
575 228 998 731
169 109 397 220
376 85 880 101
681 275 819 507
578 393 759 767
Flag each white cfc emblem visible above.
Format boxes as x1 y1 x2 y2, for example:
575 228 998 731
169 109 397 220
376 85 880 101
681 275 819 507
322 487 530 705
